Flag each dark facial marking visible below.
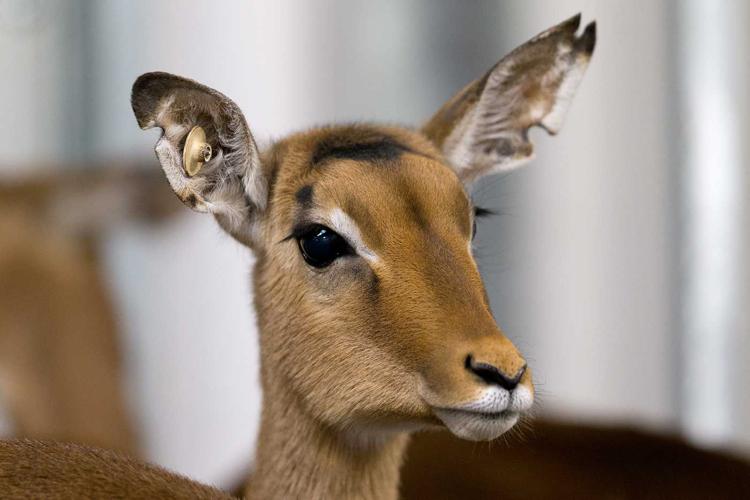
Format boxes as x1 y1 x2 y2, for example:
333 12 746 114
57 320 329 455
311 136 412 165
295 184 314 208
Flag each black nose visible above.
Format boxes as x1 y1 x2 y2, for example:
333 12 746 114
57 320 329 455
465 355 526 391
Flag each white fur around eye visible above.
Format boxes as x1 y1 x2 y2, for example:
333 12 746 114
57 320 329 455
327 208 379 263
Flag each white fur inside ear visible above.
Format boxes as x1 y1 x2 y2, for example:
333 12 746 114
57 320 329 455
541 48 588 133
430 18 595 186
328 208 379 263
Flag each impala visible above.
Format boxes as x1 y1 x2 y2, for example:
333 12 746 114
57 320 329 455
0 15 594 499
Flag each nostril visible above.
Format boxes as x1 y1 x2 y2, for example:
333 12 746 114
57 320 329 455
465 354 526 391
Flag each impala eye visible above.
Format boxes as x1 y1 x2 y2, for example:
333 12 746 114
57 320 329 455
297 225 353 268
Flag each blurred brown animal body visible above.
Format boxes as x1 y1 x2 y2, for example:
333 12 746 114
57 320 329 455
0 210 135 453
400 421 750 500
1 16 596 499
0 166 177 455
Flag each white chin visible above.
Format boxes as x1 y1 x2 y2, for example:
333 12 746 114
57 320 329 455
433 408 520 441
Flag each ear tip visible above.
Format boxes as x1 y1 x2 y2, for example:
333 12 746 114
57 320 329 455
578 21 597 55
562 13 582 33
539 13 587 43
131 72 178 129
132 72 169 100
131 73 157 128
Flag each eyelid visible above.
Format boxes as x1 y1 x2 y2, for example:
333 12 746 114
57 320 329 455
281 213 331 241
286 208 379 264
287 221 356 254
288 221 322 240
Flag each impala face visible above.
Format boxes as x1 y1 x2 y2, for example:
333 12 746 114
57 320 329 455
132 15 595 442
255 125 533 441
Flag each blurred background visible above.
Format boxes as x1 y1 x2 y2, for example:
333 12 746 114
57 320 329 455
0 0 748 490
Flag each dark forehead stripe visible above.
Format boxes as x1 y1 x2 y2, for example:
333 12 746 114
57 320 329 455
295 184 314 207
311 135 413 166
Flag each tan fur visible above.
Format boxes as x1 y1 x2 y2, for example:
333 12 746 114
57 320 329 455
0 16 595 498
246 125 531 499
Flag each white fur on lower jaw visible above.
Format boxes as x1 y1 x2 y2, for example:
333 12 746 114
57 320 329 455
433 407 520 441
432 385 533 441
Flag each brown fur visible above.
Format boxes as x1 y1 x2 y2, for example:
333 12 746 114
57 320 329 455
0 166 177 455
0 439 233 499
0 16 595 498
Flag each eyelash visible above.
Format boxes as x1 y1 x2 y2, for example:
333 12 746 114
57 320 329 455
474 206 495 218
472 206 493 239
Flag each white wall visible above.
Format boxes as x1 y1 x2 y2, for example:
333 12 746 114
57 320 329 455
676 0 750 448
0 1 89 171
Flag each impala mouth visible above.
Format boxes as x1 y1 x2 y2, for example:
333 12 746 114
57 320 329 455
427 384 533 441
432 406 521 441
437 408 516 420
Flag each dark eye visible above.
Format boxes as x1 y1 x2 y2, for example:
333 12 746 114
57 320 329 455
297 225 353 268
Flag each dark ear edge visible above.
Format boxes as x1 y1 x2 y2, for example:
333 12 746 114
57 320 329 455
131 71 176 130
132 72 237 131
422 14 596 183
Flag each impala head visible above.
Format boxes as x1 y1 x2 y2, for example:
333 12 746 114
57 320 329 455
132 16 594 442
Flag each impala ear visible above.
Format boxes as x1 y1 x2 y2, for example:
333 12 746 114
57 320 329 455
131 72 265 247
422 14 596 184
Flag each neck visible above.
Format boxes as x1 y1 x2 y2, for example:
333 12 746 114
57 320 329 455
246 380 409 500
